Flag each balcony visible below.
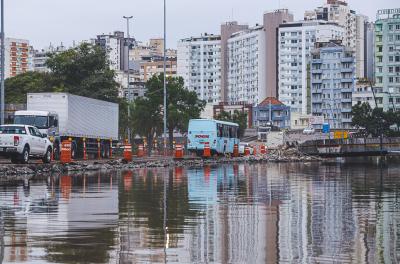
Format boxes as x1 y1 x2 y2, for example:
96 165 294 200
341 68 353 73
341 98 352 103
312 69 323 74
342 118 352 123
312 79 323 84
341 108 352 113
341 57 353 63
312 59 322 64
341 78 353 83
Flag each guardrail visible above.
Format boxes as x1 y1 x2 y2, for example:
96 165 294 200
299 137 400 157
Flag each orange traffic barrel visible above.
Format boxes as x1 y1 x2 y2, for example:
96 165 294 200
244 146 250 156
233 144 239 157
260 145 266 155
60 140 72 163
203 142 211 158
174 144 184 159
137 144 144 158
123 143 132 162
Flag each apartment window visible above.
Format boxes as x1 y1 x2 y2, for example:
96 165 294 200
378 46 383 52
389 56 394 62
397 35 400 41
389 46 394 52
397 24 400 30
389 77 394 83
396 56 400 62
389 67 393 73
377 77 383 83
389 35 394 42
389 25 393 30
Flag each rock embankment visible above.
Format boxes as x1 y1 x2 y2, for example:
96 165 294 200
0 147 322 177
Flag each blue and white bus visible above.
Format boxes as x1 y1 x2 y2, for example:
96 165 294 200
187 119 240 156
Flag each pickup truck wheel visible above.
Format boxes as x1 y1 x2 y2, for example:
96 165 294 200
42 147 52 163
20 146 30 164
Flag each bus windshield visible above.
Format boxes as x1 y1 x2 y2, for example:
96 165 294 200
14 115 49 129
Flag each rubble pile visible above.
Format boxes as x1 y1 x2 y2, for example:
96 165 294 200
0 146 322 177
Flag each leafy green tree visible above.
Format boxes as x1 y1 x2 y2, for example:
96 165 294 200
165 76 205 149
5 71 56 104
215 110 248 138
46 43 119 102
351 102 396 137
132 74 205 152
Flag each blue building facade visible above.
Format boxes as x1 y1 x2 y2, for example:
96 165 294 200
311 42 355 129
252 97 291 129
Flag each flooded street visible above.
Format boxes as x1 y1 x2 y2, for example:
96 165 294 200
0 160 400 263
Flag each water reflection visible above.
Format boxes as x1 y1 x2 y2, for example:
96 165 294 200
0 161 399 263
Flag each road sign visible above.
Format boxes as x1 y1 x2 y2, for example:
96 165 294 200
322 123 330 133
334 131 349 139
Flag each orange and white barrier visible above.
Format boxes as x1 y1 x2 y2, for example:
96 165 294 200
203 142 211 158
174 144 184 159
233 144 239 157
60 140 72 164
137 144 144 158
123 142 132 162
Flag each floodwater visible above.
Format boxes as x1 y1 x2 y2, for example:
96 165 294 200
0 160 400 264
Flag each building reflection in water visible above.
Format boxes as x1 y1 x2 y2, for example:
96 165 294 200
0 161 399 263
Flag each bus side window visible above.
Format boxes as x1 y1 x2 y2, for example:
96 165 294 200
217 124 222 137
229 126 233 138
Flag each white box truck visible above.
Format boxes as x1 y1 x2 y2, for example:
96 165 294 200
14 93 119 159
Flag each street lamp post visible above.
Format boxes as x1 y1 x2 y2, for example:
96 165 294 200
163 0 167 156
123 16 133 143
1 0 5 125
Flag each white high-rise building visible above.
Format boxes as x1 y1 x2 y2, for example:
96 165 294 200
278 21 345 114
227 25 267 105
177 35 221 104
304 0 369 78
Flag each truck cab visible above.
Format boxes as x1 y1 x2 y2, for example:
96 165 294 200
14 111 59 138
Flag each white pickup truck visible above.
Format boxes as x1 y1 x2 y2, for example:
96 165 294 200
0 125 53 164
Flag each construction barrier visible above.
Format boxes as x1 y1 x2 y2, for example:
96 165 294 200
137 144 144 158
174 144 184 159
252 146 257 156
203 142 211 158
233 144 239 157
60 140 72 164
244 146 250 156
123 142 132 162
260 145 266 155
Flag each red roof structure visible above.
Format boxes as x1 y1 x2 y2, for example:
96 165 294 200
258 97 285 107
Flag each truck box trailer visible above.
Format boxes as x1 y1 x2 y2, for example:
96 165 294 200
14 93 119 159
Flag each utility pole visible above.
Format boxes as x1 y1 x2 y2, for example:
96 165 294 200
123 16 133 143
163 0 167 155
1 0 5 125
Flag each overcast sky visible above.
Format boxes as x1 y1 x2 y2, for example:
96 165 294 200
6 0 399 49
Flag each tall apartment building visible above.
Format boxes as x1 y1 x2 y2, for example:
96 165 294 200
304 0 368 79
374 9 400 111
0 38 30 78
227 25 267 104
310 42 355 129
220 22 249 102
95 31 136 72
278 21 345 114
263 9 294 98
177 35 222 104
